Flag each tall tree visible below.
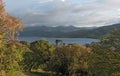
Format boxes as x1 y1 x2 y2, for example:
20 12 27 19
0 0 25 76
0 0 23 41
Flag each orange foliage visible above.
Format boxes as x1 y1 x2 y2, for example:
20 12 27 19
0 0 24 41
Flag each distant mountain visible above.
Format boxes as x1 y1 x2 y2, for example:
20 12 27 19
20 25 91 37
57 23 120 38
20 23 120 38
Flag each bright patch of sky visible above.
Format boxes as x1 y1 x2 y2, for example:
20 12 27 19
69 0 97 3
3 0 120 27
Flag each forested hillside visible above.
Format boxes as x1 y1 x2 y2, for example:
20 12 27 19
58 23 120 38
20 24 120 38
20 25 94 37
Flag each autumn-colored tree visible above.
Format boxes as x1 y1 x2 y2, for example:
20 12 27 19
4 16 24 41
0 0 23 41
0 0 25 76
0 0 6 40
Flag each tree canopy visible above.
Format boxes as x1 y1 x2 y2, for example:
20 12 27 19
0 0 23 41
47 44 91 76
88 30 120 76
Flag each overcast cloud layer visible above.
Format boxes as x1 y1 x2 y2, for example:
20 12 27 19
3 0 120 27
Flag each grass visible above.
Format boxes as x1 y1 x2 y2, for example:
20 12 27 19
6 69 60 76
24 69 58 76
6 71 27 76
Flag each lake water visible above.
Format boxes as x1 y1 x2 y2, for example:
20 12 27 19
19 37 98 45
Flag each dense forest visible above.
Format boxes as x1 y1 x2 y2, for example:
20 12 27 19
0 0 120 76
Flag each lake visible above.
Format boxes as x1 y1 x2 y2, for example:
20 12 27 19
19 37 98 45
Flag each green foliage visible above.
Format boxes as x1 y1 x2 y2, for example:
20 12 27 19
100 30 120 50
21 40 55 72
88 30 120 76
30 40 54 64
20 41 30 48
0 1 25 75
20 51 34 72
47 44 91 76
1 1 120 76
6 71 27 76
30 40 54 53
0 41 29 75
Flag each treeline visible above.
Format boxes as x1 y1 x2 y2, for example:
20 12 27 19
0 0 120 76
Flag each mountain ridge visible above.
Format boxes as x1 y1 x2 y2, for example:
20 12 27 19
20 23 120 38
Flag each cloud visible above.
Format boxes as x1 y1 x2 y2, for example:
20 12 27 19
32 0 53 3
4 0 120 27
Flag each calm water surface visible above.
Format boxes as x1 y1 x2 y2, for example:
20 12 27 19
20 37 98 45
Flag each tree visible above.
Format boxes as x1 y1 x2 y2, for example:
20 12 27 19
20 51 35 72
0 0 23 41
22 40 55 71
4 16 24 41
47 44 91 76
88 30 120 76
55 40 63 46
0 41 29 76
0 0 25 76
0 0 6 41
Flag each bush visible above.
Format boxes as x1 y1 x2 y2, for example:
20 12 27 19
47 44 91 76
88 30 120 76
21 40 55 72
0 41 30 75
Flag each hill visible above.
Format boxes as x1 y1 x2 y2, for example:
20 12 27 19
57 23 120 38
20 23 120 38
20 26 95 37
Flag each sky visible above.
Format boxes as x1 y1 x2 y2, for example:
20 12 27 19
3 0 120 27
